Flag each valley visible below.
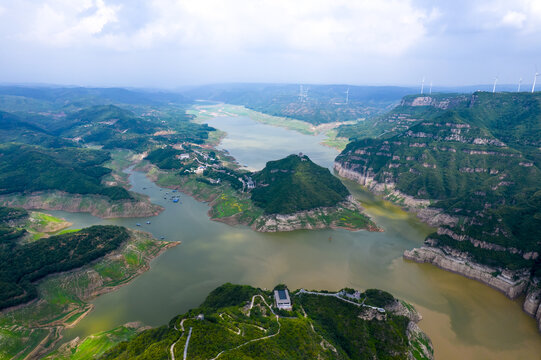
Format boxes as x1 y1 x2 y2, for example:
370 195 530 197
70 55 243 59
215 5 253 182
0 86 539 360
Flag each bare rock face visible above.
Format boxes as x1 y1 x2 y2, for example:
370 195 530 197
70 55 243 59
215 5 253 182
536 303 541 332
403 247 529 299
251 198 379 233
523 285 541 317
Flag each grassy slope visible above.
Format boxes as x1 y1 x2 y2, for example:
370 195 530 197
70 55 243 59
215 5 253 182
0 230 174 360
0 225 130 309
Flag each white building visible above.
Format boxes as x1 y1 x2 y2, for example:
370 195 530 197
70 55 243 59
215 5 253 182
274 289 292 311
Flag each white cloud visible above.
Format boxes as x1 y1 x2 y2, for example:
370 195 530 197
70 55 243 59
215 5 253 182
22 0 120 46
6 0 434 56
476 0 541 33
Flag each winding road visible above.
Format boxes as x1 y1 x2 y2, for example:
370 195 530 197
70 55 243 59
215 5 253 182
210 295 280 360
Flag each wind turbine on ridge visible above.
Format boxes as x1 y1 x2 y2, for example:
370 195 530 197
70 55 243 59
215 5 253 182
429 81 433 95
420 76 425 95
532 69 539 93
345 87 349 105
492 77 498 93
518 78 522 92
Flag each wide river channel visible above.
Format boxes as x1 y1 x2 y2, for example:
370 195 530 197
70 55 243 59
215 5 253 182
56 113 541 359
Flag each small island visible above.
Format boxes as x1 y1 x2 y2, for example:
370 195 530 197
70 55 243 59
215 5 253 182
52 283 433 360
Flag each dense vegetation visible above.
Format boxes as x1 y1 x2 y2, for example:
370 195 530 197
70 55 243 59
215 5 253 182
145 146 183 169
0 87 214 153
0 206 29 243
0 143 131 200
0 225 129 309
100 283 430 360
336 92 541 272
251 154 350 214
183 84 414 125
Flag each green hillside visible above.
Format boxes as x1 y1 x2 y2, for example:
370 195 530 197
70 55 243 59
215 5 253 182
183 84 414 125
0 143 131 200
335 92 541 273
0 225 129 309
96 283 432 360
251 154 350 214
0 111 76 148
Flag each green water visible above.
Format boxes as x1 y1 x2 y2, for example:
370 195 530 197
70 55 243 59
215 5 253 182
58 115 541 360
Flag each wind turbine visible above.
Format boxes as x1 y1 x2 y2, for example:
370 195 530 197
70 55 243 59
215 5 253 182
420 76 425 95
345 88 349 105
532 70 539 93
429 81 433 95
492 77 498 93
299 84 304 102
518 78 522 92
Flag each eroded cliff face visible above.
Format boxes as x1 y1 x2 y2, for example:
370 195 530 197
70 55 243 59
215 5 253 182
0 191 163 218
404 246 541 332
404 246 529 298
250 198 381 233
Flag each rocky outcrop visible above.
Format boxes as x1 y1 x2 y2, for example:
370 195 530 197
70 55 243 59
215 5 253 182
403 246 529 299
523 285 541 317
251 199 380 233
0 191 163 218
404 246 541 332
384 300 433 360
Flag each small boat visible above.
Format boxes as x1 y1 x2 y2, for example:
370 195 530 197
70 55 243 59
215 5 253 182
173 198 179 203
146 221 151 224
160 236 165 240
172 190 177 193
136 223 141 226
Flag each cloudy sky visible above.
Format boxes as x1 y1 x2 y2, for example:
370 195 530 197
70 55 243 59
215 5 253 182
0 0 540 88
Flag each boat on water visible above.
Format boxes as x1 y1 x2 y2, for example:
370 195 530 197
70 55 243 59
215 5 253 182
173 198 179 203
136 223 141 226
146 221 151 224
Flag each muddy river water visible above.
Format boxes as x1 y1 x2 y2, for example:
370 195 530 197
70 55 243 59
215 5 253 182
57 114 541 359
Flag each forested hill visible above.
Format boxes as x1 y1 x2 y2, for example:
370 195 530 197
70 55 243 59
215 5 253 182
251 154 350 214
0 143 131 200
335 92 541 274
183 83 415 125
0 225 129 309
99 283 433 360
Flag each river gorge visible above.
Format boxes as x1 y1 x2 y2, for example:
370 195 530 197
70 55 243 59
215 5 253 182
49 110 541 360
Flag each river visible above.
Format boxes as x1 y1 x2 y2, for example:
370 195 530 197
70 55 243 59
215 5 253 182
56 113 541 360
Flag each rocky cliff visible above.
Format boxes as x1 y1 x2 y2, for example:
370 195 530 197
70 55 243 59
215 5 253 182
335 92 541 333
250 198 380 233
404 246 541 332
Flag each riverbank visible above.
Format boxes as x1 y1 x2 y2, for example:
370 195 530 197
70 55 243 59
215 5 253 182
0 230 179 360
142 160 379 233
188 103 351 151
0 191 163 219
404 246 541 333
335 161 541 333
